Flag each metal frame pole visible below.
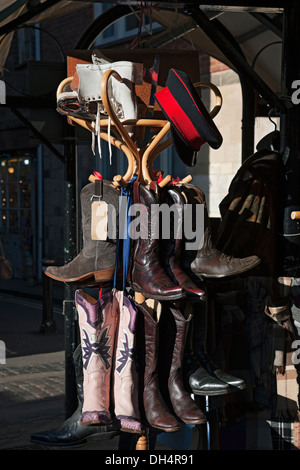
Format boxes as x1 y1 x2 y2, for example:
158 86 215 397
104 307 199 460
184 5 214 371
63 122 79 419
278 1 300 276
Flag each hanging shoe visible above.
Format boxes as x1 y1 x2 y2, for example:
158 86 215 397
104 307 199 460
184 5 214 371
157 304 207 425
179 184 260 279
75 289 118 425
112 290 143 434
159 184 205 300
137 300 180 432
30 345 119 448
45 181 119 286
127 182 184 301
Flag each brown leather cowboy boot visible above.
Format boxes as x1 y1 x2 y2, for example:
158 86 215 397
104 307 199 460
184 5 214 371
137 301 180 432
157 304 207 425
46 181 119 285
127 182 184 301
159 185 205 300
178 184 260 279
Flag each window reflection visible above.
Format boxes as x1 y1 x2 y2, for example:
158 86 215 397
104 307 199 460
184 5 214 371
0 156 32 235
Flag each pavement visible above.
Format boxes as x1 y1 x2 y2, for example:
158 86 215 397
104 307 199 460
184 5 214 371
0 278 184 452
0 278 123 451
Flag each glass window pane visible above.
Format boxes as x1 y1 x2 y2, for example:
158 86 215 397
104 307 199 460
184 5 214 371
125 15 139 31
9 210 18 233
8 183 18 208
20 183 31 208
1 212 7 232
19 158 31 179
7 160 18 183
0 160 6 180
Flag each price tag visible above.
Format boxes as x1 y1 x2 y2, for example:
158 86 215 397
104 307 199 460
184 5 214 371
91 200 108 240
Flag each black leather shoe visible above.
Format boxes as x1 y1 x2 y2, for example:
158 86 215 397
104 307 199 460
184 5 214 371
196 350 246 390
30 345 120 448
30 406 119 448
189 366 230 396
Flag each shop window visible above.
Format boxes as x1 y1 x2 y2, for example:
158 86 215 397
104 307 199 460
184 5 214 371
93 3 161 47
0 155 33 241
17 27 36 65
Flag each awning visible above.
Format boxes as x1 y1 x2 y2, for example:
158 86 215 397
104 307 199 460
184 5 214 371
0 1 287 100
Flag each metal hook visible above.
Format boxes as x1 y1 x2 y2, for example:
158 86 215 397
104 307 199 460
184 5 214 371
268 108 277 131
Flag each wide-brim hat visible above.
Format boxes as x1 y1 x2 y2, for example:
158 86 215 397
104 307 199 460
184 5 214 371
155 68 223 167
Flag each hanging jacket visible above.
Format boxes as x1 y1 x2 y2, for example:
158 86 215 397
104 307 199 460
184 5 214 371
215 150 284 277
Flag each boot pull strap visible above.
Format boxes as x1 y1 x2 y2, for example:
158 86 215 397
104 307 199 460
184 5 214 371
113 174 138 291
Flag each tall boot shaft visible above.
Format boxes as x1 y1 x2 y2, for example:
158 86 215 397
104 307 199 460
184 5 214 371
46 181 120 284
128 182 184 301
137 301 180 432
159 186 205 299
113 290 142 434
157 305 206 425
76 289 118 425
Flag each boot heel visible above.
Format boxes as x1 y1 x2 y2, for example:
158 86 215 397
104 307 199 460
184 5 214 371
94 268 115 282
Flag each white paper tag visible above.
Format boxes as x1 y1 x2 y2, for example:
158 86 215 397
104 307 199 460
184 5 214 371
91 200 108 240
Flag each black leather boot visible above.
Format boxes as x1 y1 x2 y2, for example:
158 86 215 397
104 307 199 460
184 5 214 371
182 304 230 396
192 302 246 390
30 345 120 448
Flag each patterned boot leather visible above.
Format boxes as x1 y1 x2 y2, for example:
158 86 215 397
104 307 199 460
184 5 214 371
76 289 117 426
112 290 142 434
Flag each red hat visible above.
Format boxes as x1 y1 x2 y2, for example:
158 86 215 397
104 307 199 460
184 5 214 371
155 68 223 167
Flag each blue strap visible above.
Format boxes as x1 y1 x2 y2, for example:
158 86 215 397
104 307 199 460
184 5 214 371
113 174 137 290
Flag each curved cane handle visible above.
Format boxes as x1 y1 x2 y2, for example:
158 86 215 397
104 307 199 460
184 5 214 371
142 81 222 184
56 76 137 182
193 81 223 119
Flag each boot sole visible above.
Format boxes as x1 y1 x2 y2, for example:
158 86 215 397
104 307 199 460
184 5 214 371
130 282 185 301
193 259 261 279
45 268 115 285
151 424 181 432
181 417 207 425
192 388 231 396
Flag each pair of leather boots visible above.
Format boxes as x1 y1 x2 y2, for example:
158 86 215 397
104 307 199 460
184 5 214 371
127 181 260 301
45 180 260 291
136 301 207 432
75 288 143 434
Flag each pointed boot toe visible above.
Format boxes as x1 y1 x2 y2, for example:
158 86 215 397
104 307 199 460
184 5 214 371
189 367 230 396
213 369 246 389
